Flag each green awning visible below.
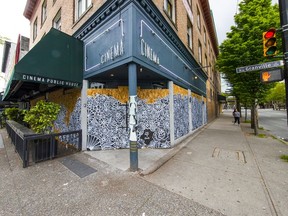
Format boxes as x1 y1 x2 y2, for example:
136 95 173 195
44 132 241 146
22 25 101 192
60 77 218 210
217 94 227 103
3 28 83 101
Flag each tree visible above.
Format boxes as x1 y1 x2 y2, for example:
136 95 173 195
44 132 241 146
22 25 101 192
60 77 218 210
217 0 280 134
265 82 285 109
0 35 10 45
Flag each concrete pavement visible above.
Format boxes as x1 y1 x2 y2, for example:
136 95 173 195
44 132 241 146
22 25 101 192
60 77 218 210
142 110 288 216
0 110 288 216
0 125 222 215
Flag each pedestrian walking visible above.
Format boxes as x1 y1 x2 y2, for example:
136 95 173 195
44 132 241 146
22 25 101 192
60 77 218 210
232 109 240 125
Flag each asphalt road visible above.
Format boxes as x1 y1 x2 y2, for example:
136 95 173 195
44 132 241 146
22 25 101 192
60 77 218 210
247 108 288 141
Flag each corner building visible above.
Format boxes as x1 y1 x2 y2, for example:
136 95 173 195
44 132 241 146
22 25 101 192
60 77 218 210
4 0 221 150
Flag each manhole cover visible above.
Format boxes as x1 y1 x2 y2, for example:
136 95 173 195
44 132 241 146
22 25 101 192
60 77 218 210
212 148 246 163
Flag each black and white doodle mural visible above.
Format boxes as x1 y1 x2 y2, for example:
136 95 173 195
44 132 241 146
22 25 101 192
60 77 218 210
54 99 82 147
137 96 170 148
54 93 207 150
192 97 206 130
86 95 129 150
174 95 189 140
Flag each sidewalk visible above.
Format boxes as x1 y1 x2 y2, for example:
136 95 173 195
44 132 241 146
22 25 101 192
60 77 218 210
143 110 288 216
0 124 222 215
0 110 287 216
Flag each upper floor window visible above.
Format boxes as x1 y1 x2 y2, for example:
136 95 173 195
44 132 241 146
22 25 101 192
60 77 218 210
53 9 61 30
41 0 47 24
76 0 92 20
187 18 193 50
164 0 176 23
198 40 202 64
197 6 201 31
204 54 208 71
33 18 38 41
203 27 207 45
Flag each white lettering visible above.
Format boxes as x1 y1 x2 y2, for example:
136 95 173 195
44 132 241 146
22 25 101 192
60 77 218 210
140 39 160 64
21 74 78 87
100 39 124 64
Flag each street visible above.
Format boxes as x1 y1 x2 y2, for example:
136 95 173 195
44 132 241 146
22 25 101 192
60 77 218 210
243 108 288 141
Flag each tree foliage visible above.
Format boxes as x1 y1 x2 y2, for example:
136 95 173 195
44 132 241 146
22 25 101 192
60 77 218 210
0 35 10 45
265 82 285 108
217 0 280 106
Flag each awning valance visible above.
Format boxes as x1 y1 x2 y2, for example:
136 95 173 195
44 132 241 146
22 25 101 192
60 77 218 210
217 94 227 103
3 28 83 101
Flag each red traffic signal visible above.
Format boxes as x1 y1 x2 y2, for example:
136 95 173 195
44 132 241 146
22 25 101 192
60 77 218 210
263 28 277 57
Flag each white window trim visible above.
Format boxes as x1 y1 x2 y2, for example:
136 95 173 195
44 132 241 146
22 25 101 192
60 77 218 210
164 0 176 23
75 0 92 21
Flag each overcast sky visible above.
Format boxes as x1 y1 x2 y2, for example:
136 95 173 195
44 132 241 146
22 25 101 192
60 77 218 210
0 0 30 42
210 0 279 45
0 0 280 44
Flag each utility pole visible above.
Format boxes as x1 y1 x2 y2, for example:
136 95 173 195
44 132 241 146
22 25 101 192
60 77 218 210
278 0 288 125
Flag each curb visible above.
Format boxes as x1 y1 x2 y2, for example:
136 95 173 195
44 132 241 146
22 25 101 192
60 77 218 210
139 123 209 176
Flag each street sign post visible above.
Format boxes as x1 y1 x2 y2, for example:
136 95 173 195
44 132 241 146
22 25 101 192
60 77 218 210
236 60 284 73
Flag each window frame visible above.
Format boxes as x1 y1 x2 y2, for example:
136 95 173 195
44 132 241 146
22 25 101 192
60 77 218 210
198 40 202 64
75 0 92 21
53 9 62 30
203 27 207 45
164 0 176 23
187 17 193 50
33 18 38 41
197 6 201 32
41 0 47 25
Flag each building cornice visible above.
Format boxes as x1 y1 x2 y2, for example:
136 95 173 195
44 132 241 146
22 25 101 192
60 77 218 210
23 0 38 20
200 0 219 56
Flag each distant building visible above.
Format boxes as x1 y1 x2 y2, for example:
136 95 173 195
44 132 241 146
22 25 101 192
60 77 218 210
3 0 222 150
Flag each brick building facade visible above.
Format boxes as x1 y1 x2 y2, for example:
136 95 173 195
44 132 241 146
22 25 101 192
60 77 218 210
3 0 221 153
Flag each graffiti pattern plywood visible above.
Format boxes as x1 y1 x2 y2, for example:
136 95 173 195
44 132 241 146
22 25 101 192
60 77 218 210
54 93 207 150
137 96 170 148
174 95 189 140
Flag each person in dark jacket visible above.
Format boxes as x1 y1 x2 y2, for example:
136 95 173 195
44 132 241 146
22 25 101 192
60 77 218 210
232 109 240 125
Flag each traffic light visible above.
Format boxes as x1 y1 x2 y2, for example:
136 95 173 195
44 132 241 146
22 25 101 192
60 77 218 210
263 28 277 57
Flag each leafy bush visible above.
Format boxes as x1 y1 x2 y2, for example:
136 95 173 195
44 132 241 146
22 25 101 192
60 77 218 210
23 100 61 134
280 155 288 162
4 107 26 123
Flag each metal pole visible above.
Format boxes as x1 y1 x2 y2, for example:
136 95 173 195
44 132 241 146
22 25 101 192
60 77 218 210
278 0 288 125
128 63 138 171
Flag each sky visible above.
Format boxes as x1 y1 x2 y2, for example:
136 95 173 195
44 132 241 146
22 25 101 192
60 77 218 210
0 0 30 42
0 0 279 44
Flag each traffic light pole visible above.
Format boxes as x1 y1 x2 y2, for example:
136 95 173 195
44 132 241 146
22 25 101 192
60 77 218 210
278 0 288 125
